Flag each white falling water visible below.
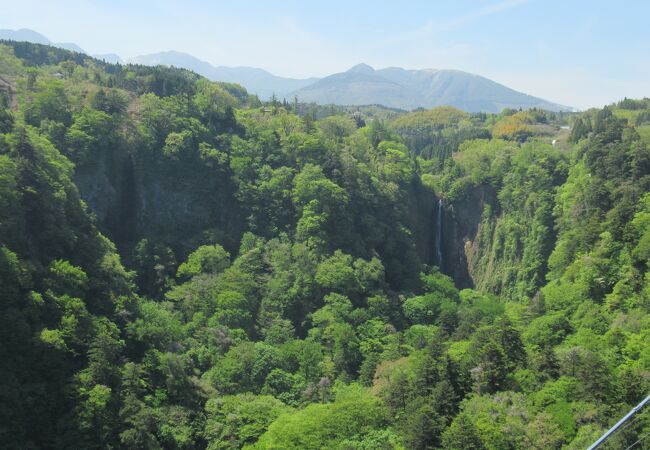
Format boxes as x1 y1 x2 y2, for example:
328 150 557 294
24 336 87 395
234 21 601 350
436 198 443 269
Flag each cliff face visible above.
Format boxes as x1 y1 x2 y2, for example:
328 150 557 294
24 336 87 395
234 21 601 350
72 150 244 259
439 185 497 289
406 179 437 269
406 180 497 291
74 153 527 297
436 179 560 300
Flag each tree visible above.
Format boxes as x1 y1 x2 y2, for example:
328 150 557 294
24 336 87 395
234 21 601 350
132 239 177 300
91 89 128 115
400 396 446 449
251 386 394 450
204 394 289 449
470 340 510 394
24 80 72 127
177 245 230 279
441 414 485 450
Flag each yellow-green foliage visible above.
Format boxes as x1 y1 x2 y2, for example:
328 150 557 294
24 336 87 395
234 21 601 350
2 40 650 450
492 111 533 140
613 107 644 124
637 124 650 146
390 106 468 132
452 138 516 185
0 44 24 75
250 386 398 449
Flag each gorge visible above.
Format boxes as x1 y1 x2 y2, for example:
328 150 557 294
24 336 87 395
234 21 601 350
0 40 649 449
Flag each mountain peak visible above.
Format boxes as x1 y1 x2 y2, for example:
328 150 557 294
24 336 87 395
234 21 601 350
347 63 375 74
293 66 570 112
0 28 50 45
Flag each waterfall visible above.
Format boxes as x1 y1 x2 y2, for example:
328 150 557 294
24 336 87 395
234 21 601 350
435 198 443 269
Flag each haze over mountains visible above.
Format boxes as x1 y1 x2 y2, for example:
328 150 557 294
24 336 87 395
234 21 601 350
0 27 570 112
0 28 120 63
131 51 317 100
292 63 567 112
0 28 88 56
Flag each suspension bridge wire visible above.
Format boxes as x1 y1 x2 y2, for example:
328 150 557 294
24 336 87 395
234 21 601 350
589 395 650 449
602 410 648 448
623 429 650 450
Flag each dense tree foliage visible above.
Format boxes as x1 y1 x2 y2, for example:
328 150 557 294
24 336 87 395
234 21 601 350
1 41 650 449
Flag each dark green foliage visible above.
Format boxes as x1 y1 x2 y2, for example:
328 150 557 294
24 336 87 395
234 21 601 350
617 97 650 110
1 41 649 449
569 116 592 142
441 413 486 449
0 125 132 447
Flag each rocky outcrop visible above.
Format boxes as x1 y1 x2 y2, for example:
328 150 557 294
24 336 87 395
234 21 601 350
439 185 498 289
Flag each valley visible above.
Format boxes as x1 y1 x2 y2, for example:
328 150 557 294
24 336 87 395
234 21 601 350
0 39 648 450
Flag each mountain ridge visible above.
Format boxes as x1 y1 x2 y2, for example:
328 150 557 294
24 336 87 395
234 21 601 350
291 63 570 112
0 28 87 54
130 51 318 100
0 28 572 112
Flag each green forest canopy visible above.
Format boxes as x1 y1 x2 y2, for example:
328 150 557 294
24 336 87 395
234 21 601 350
1 41 650 449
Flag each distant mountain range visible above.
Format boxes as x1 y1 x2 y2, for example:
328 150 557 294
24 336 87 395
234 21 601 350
0 28 50 45
0 28 121 63
0 28 87 55
130 51 317 100
0 28 571 112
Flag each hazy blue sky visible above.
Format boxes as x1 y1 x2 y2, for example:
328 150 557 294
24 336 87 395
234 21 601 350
3 0 649 109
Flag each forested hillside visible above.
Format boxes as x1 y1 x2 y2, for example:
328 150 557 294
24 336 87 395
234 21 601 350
1 41 649 449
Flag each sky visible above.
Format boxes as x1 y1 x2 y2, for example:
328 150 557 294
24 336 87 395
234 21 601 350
2 0 649 109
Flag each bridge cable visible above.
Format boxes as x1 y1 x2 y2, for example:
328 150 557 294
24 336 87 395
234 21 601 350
623 429 650 450
588 394 650 450
603 410 647 446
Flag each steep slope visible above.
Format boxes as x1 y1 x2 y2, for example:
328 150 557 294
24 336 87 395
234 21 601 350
2 40 649 450
131 50 318 99
0 124 134 448
0 28 50 44
293 64 569 112
0 28 86 54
